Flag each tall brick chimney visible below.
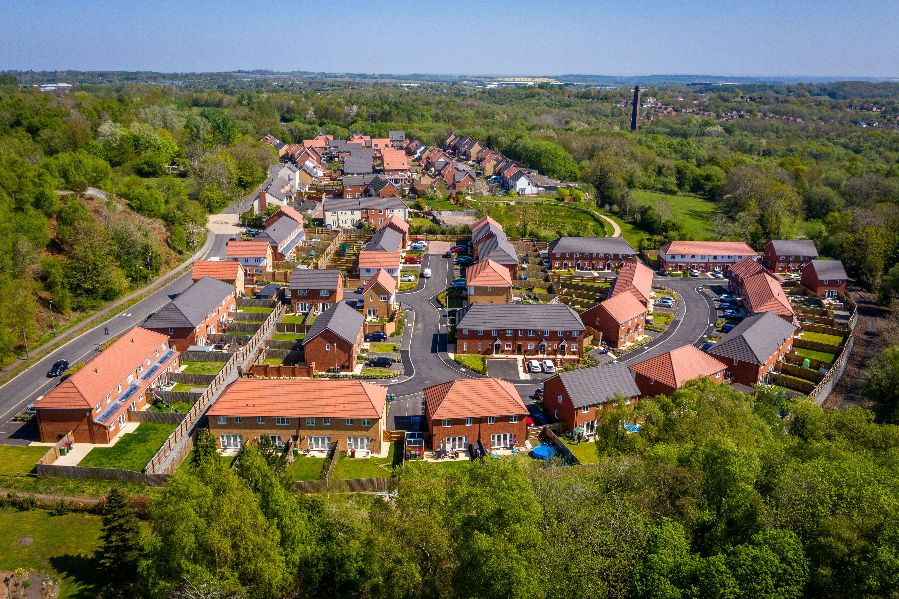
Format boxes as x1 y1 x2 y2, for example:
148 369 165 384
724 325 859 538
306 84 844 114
631 86 641 131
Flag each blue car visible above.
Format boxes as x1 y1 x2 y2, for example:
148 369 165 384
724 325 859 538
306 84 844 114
722 309 741 318
365 332 388 342
456 256 474 266
700 341 716 351
721 323 736 333
451 278 467 289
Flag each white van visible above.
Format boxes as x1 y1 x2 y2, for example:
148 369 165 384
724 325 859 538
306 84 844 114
421 268 432 278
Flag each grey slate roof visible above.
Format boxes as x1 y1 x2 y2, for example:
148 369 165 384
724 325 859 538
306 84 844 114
344 153 374 175
342 174 378 187
365 227 403 252
479 235 518 265
303 302 363 346
258 216 301 246
708 312 797 366
367 176 394 195
323 196 408 213
549 237 638 256
809 259 848 280
458 304 585 332
768 239 818 257
472 221 504 245
143 277 233 330
388 131 405 142
289 268 341 291
552 363 640 408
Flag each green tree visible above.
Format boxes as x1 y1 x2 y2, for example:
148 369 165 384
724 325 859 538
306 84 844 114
98 488 143 597
863 346 899 423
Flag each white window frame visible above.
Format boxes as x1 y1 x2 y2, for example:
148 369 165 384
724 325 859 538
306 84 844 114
217 416 227 425
276 417 290 426
487 416 495 425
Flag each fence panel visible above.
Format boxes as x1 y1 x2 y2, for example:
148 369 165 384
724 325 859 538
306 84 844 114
36 464 170 487
182 350 232 362
128 410 186 425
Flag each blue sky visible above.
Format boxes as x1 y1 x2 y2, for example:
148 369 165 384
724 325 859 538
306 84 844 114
1 0 896 77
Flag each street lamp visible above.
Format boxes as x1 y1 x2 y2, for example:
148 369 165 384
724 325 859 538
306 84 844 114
49 300 56 335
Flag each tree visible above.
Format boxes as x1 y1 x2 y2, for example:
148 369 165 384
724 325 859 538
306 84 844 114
803 186 844 220
863 346 899 423
191 430 219 468
842 226 897 289
98 488 142 597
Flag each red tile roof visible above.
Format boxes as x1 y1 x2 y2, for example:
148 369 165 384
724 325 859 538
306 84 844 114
270 205 305 224
358 251 401 270
742 272 795 318
34 327 171 410
466 259 513 287
191 260 242 282
225 240 271 258
363 268 398 294
208 379 386 419
381 148 408 170
628 345 726 389
662 241 756 257
599 292 647 324
424 378 527 420
729 257 767 281
611 262 653 304
378 214 409 234
471 215 501 234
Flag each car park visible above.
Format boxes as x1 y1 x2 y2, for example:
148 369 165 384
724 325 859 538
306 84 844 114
365 332 388 342
456 256 474 266
527 359 543 373
541 360 556 374
367 356 394 368
404 255 422 264
689 269 701 277
46 359 69 377
400 274 416 282
718 294 736 302
713 271 725 278
421 268 432 278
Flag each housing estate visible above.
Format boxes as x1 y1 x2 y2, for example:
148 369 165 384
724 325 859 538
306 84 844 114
628 344 727 396
361 269 398 320
542 363 641 435
302 302 364 372
609 261 654 306
208 379 387 453
470 216 518 277
763 239 818 273
322 196 409 229
658 241 757 272
257 211 305 261
225 240 272 277
34 327 178 443
424 378 529 452
358 251 402 285
801 260 849 298
142 277 236 351
548 237 638 271
289 268 343 314
741 271 796 323
455 304 586 360
707 312 797 386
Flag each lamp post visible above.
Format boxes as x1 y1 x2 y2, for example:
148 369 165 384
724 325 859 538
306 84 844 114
49 300 56 335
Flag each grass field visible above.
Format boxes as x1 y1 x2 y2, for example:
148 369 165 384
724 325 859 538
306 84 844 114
0 507 102 599
795 347 837 365
454 354 487 374
630 190 719 239
286 456 325 481
78 423 176 471
0 445 47 475
800 331 845 346
563 438 599 464
181 361 226 375
281 314 306 324
332 444 395 479
486 201 608 240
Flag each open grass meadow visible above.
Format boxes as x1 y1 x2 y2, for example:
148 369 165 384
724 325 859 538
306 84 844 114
78 423 176 471
630 190 720 239
0 506 103 599
486 201 608 240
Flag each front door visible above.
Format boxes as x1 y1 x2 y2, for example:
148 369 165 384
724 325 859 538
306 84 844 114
494 341 501 354
309 436 331 450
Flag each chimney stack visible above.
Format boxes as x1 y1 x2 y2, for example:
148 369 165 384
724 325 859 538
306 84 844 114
631 85 641 132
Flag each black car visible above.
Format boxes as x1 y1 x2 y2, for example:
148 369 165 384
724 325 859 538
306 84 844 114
367 356 394 368
47 359 69 377
365 332 388 342
456 255 474 266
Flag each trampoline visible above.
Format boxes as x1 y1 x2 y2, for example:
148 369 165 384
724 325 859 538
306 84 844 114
530 444 557 461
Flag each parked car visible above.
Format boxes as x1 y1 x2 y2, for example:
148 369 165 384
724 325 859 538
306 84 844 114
450 245 467 254
245 228 261 236
443 251 453 258
24 402 37 415
713 271 726 279
451 278 467 289
541 360 556 374
532 387 544 401
721 323 736 333
46 359 69 378
410 242 428 252
365 332 388 342
400 274 416 282
527 359 543 373
355 298 364 308
355 285 365 294
511 296 523 304
456 256 474 266
658 268 669 276
700 341 716 351
689 269 701 277
367 356 394 368
722 309 741 318
656 298 675 308
421 268 432 278
403 255 422 264
718 294 736 302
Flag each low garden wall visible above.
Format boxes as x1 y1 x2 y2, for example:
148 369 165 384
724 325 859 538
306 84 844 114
364 320 397 336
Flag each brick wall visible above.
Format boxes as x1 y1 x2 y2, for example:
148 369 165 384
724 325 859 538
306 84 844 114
303 329 359 371
714 336 793 386
467 286 511 305
427 415 527 451
631 370 724 397
209 413 384 453
291 287 343 313
456 328 584 359
363 287 396 320
581 304 646 348
550 252 636 271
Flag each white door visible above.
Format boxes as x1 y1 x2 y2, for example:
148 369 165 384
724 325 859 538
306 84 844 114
490 433 512 449
309 436 331 450
446 436 467 451
220 434 243 449
348 436 370 451
583 420 597 436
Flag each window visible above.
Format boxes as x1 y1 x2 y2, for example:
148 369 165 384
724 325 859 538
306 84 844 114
325 343 331 352
276 417 289 426
257 417 265 424
445 436 467 451
465 417 473 426
581 406 590 413
217 416 227 424
348 436 370 450
323 418 331 426
441 419 451 427
572 331 580 337
544 330 550 336
380 294 388 301
510 415 518 423
234 417 241 424
305 417 316 426
487 416 495 425
309 436 331 450
462 328 469 335
557 395 563 405
505 329 512 336
220 434 242 449
527 343 534 350
362 419 372 427
570 344 578 352
345 418 354 426
491 329 497 336
505 343 512 350
319 289 329 296
490 433 512 449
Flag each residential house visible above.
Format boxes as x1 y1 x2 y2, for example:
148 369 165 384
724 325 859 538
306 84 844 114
34 327 178 443
343 149 376 176
658 241 757 272
264 205 305 228
742 272 796 324
581 291 647 349
542 364 640 435
610 261 654 307
302 302 364 372
424 378 528 452
508 170 537 195
258 215 305 261
208 379 387 454
548 237 638 271
364 226 404 253
388 130 406 148
763 239 819 272
225 240 272 277
728 257 768 296
708 312 797 386
361 269 398 320
628 344 727 396
142 277 236 351
455 304 586 360
801 260 849 298
342 174 378 199
322 196 409 229
380 148 409 185
191 260 245 296
471 216 518 277
367 175 401 198
358 251 401 284
377 215 409 250
289 268 343 314
466 259 513 305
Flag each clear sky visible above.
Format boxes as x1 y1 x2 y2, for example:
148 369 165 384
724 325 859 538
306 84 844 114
1 0 896 77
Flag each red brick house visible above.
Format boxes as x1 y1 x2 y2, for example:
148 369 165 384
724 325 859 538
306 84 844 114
455 304 586 361
377 215 409 250
289 268 343 314
142 277 236 351
659 241 757 272
225 240 272 278
361 269 398 320
302 302 364 372
34 327 178 443
466 259 514 305
471 216 518 278
548 237 638 271
610 261 654 306
763 239 818 273
628 344 727 397
707 312 797 386
742 272 796 324
581 292 647 348
543 363 640 435
801 260 849 298
424 378 528 452
728 257 768 296
191 260 245 296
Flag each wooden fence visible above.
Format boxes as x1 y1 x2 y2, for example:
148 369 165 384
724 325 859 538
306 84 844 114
37 432 74 466
290 477 394 494
182 350 232 362
238 298 278 309
36 464 170 487
320 441 339 481
783 352 830 371
793 338 843 354
802 322 849 336
170 372 217 386
154 390 203 405
779 362 825 383
128 410 186 425
808 331 856 405
247 364 316 378
541 426 579 465
770 373 817 394
363 320 397 336
277 322 312 334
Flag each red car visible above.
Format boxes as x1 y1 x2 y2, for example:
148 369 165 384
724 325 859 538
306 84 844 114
403 255 422 264
450 245 467 254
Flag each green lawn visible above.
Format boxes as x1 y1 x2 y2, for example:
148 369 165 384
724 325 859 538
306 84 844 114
78 423 176 471
0 445 48 475
333 444 395 479
400 282 417 291
281 314 306 324
795 347 836 365
799 331 844 346
563 438 599 464
149 399 194 413
272 332 305 341
487 202 608 239
171 383 197 392
181 361 226 375
454 354 487 374
630 190 719 239
361 368 396 378
0 507 103 599
368 342 399 353
239 306 274 314
286 455 325 481
650 311 674 326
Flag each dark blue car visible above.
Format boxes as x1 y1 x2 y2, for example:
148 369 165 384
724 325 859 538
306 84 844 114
721 323 736 333
365 332 388 342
